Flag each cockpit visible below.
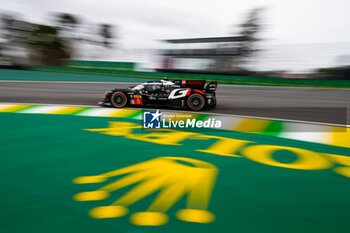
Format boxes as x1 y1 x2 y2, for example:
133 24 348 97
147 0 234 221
131 84 144 91
130 78 176 92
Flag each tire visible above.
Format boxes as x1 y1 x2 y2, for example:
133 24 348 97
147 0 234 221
111 91 128 108
212 96 217 108
187 93 205 111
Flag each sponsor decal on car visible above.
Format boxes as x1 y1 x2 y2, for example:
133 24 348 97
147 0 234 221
168 89 190 100
131 95 142 105
187 80 204 85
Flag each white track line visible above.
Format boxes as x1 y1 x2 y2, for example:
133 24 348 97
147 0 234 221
0 101 348 127
18 105 65 113
76 108 119 117
0 103 16 110
0 102 96 108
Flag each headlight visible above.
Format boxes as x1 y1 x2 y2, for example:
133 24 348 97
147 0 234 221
104 90 113 98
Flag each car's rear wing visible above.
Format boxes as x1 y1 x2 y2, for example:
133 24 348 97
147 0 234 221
173 80 206 90
205 81 218 93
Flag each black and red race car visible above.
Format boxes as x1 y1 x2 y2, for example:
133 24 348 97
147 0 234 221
99 78 217 111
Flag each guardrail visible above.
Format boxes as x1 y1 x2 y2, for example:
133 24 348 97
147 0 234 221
64 60 135 71
26 65 350 88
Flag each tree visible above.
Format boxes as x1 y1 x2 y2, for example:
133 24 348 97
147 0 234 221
99 24 114 48
238 8 264 58
55 13 80 29
28 24 71 65
222 8 264 72
0 13 32 46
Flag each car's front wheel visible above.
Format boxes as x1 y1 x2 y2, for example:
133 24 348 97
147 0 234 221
111 91 128 108
187 93 205 111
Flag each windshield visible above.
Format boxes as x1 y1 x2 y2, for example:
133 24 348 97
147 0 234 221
131 84 144 91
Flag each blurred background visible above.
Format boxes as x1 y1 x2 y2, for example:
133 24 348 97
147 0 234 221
0 0 350 79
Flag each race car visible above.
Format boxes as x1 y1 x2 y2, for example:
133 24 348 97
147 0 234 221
99 78 217 111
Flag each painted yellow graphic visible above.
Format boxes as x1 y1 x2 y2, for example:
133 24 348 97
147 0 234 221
73 157 218 226
84 122 350 179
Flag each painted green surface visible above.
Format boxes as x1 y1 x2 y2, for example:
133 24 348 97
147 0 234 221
2 67 350 88
27 65 350 88
0 112 350 233
65 60 135 71
0 69 154 82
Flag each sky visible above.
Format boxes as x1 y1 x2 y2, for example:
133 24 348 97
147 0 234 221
1 0 350 49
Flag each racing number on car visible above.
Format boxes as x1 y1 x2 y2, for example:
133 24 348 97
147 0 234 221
133 95 142 105
168 89 190 99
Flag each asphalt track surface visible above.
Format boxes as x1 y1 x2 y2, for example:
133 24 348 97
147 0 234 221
0 81 349 125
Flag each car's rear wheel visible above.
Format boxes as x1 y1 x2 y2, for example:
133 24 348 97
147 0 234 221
187 93 205 111
111 91 128 108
